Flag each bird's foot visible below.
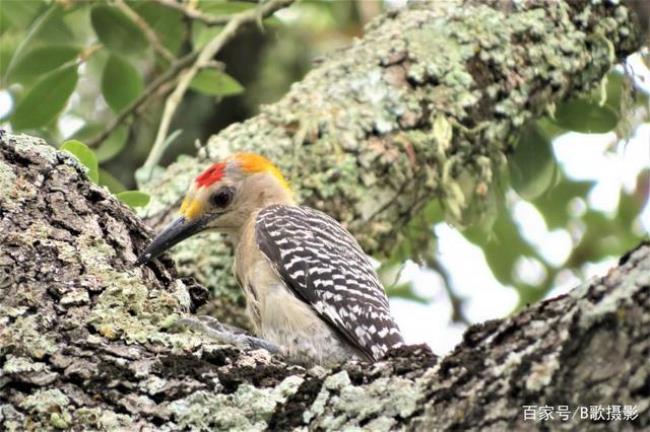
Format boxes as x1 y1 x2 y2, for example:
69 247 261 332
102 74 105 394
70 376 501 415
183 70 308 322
173 315 280 354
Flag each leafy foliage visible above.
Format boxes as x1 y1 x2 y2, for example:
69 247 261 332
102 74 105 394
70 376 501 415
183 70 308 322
90 5 148 55
11 63 78 130
2 0 256 175
7 45 80 85
101 55 143 112
116 190 151 208
465 70 650 309
60 140 99 183
61 139 150 207
508 122 558 201
190 69 244 97
552 99 619 134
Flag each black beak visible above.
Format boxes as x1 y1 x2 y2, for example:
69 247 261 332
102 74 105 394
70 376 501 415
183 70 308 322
135 216 208 266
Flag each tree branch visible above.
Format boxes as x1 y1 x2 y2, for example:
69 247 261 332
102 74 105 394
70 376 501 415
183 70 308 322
143 0 294 169
87 50 198 148
153 0 232 26
114 0 175 62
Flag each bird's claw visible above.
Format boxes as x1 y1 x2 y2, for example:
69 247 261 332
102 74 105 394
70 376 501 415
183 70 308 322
172 315 280 354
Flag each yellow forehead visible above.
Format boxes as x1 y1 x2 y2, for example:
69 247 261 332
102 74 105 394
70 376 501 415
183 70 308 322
232 153 291 192
233 153 274 173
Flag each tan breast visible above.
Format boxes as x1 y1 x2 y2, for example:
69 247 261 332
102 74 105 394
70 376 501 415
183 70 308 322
232 212 356 365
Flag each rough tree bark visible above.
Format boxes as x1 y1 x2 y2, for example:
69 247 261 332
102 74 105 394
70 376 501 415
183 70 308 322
1 0 648 431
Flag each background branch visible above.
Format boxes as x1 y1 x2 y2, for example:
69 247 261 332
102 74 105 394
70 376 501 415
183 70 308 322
143 0 295 169
114 0 175 62
87 51 198 148
154 0 232 26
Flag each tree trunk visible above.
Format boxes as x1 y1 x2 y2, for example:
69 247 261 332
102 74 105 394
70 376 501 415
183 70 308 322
1 0 648 430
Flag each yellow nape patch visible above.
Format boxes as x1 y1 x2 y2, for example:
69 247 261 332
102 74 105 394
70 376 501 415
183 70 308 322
234 153 291 192
180 197 204 220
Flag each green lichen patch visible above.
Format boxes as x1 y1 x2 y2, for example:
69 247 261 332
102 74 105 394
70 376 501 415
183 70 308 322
0 160 16 201
88 273 202 349
19 389 69 414
74 407 134 430
2 315 58 360
167 376 303 432
299 370 423 431
2 355 49 374
11 134 59 164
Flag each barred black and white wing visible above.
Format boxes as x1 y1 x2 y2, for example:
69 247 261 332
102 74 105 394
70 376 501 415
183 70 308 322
255 205 404 361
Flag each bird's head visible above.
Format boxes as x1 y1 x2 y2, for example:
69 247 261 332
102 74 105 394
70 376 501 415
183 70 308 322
136 152 292 265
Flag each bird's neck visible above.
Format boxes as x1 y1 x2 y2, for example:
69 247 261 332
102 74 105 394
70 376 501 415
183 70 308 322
226 174 294 247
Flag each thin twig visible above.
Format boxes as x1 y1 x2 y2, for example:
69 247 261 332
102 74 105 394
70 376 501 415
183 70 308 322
424 251 471 326
78 43 102 63
114 0 175 62
87 51 198 148
143 0 294 169
154 0 232 26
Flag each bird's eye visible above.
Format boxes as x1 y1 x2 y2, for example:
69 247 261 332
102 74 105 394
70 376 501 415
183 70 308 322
211 186 234 208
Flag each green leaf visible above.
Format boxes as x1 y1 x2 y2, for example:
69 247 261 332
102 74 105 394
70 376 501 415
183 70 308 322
190 69 244 96
60 140 99 183
7 45 80 85
0 0 46 31
464 198 555 309
567 209 639 267
11 63 79 130
132 2 183 55
4 5 73 81
533 176 593 229
464 203 537 285
0 31 21 81
389 199 443 263
602 71 624 111
552 99 619 134
99 169 126 193
617 169 649 226
95 125 128 163
34 7 74 44
197 0 256 14
90 5 148 55
509 122 558 200
101 54 143 112
191 23 223 50
117 190 150 208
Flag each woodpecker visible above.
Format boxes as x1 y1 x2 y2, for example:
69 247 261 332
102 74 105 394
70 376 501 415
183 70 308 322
137 153 404 365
